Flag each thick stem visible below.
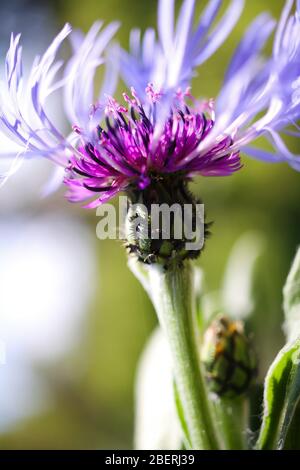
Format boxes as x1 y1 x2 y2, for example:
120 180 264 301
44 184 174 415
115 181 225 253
147 262 219 450
213 397 249 450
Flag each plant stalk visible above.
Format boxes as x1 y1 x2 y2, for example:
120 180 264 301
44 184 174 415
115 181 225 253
147 262 219 450
213 397 249 450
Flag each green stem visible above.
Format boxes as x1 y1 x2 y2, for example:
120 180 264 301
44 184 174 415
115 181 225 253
213 397 248 450
147 262 219 450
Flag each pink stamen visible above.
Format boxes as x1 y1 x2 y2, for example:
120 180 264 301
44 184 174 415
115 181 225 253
105 96 128 117
146 83 162 103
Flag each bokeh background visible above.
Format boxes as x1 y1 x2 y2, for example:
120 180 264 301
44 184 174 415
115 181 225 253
0 0 299 449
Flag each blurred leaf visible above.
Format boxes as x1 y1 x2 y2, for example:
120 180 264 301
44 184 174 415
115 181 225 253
257 339 300 450
221 232 265 321
284 400 300 449
283 247 300 342
278 247 300 449
173 382 191 450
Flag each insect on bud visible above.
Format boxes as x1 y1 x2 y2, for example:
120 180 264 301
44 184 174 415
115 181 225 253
201 315 257 398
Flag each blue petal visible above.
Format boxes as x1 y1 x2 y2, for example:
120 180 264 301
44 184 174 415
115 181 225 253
273 0 294 57
158 0 174 56
64 21 119 133
168 0 195 87
225 13 275 83
242 146 285 163
194 0 245 66
120 0 245 94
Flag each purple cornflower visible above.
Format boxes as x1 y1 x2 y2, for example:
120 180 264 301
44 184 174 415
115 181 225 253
66 88 241 208
1 0 300 208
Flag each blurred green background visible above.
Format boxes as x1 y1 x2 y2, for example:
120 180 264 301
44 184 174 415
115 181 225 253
0 0 299 449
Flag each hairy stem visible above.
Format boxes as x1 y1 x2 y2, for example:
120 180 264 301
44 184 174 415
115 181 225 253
213 397 249 449
147 262 219 450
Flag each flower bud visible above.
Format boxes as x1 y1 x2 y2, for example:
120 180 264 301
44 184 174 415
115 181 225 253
125 176 209 267
201 315 257 398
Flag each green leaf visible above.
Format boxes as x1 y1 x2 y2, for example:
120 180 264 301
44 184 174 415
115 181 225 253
283 401 300 449
283 247 300 343
257 339 300 450
173 381 192 450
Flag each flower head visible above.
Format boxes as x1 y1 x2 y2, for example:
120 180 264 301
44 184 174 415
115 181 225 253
65 86 241 208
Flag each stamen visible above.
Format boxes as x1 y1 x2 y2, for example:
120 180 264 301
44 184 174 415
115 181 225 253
146 82 162 103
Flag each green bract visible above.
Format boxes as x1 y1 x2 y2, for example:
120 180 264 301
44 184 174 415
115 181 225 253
125 176 208 268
